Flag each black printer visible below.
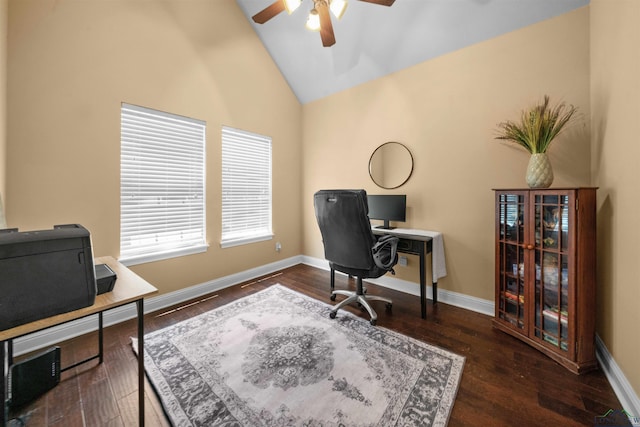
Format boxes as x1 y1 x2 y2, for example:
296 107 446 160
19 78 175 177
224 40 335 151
0 224 97 331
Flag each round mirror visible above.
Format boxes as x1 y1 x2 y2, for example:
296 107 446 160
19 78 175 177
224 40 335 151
369 142 414 189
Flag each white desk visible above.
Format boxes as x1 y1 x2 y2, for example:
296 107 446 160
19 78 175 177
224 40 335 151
371 227 447 319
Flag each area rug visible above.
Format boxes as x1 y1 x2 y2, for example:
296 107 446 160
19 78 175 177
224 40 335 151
139 284 465 426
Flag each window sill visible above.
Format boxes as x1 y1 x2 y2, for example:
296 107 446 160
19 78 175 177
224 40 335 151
119 244 209 266
220 234 273 249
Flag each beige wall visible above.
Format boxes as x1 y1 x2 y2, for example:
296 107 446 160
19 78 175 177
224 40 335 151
6 0 302 294
302 7 591 300
591 0 640 402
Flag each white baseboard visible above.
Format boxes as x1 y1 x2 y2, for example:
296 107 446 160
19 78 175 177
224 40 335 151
11 255 639 417
300 255 495 316
596 334 640 416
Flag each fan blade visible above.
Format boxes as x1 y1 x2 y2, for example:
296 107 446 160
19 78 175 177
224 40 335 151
358 0 395 6
252 0 286 24
317 1 336 47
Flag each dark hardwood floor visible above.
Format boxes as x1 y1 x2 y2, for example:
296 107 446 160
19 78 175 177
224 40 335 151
8 264 625 426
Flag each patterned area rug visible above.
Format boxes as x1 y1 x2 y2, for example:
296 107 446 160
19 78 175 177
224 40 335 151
141 284 464 426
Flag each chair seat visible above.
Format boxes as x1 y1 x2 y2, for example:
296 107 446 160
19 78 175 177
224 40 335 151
329 262 389 281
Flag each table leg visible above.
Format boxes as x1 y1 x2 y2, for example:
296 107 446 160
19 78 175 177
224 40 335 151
6 341 12 367
428 248 438 305
419 245 426 319
432 282 438 305
98 312 104 364
137 299 145 426
1 340 6 427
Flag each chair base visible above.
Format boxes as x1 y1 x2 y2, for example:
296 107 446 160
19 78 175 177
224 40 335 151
329 278 392 326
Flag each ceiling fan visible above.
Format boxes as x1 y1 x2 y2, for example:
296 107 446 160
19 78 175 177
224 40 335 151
251 0 396 47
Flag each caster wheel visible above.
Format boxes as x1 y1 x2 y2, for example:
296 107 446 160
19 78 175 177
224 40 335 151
370 319 377 326
330 294 336 301
386 303 393 312
329 311 337 319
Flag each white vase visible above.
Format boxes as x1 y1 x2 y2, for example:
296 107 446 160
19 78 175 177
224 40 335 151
526 153 554 188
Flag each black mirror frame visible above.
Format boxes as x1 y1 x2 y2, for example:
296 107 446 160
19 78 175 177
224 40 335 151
368 142 414 189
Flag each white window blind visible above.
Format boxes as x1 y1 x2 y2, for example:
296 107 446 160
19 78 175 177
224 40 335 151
221 126 272 248
120 103 207 265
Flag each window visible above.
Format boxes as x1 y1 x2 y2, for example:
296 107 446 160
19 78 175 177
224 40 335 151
120 103 207 265
221 126 272 248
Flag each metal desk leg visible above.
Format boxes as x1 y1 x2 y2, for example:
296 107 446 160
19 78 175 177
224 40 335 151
137 299 145 426
59 313 104 374
2 340 7 427
432 282 438 305
6 341 12 367
98 312 104 364
429 248 438 306
419 244 426 319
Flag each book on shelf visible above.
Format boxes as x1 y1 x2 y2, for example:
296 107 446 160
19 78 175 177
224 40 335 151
503 290 524 304
542 333 568 351
542 307 568 325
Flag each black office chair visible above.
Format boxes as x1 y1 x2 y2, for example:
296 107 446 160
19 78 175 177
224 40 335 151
314 189 399 325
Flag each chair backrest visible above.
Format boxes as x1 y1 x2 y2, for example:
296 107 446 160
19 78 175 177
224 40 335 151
314 189 377 271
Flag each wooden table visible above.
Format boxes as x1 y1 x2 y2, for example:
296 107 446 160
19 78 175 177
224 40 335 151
1 256 158 426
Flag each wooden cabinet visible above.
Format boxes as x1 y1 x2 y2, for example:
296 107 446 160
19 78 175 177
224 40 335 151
493 188 597 374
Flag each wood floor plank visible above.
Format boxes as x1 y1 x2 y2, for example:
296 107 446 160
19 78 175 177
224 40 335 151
77 367 120 426
116 388 168 427
104 343 138 400
6 264 626 426
46 372 82 425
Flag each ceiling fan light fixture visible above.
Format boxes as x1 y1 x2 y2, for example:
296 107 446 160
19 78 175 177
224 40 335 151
329 0 348 19
305 8 321 31
283 0 302 14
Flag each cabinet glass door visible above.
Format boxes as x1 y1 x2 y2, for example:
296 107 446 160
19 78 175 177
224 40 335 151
533 193 570 352
496 192 527 331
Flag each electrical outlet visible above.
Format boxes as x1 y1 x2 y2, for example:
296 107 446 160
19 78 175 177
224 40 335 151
398 256 408 267
275 242 282 252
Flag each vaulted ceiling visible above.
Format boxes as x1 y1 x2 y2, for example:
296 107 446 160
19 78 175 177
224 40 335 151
235 0 589 104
